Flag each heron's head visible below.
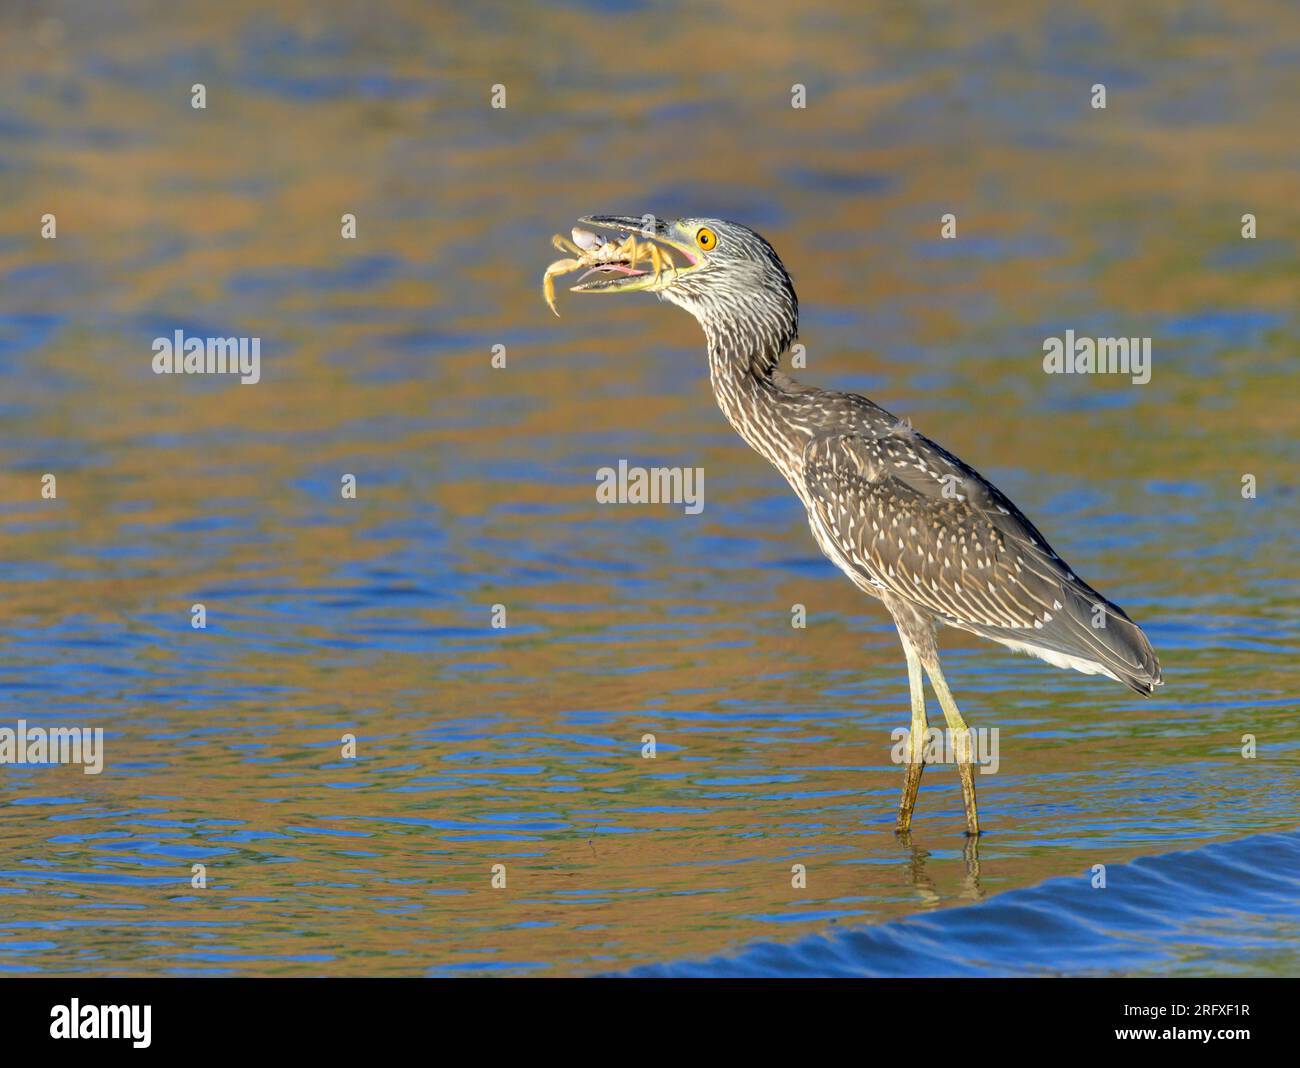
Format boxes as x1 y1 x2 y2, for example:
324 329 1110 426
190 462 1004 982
571 215 799 367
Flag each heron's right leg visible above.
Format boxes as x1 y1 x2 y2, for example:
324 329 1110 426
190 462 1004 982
920 653 981 837
895 638 928 835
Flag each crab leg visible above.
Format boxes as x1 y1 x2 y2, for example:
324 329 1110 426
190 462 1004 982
544 270 558 317
552 234 585 257
543 258 583 317
645 240 670 286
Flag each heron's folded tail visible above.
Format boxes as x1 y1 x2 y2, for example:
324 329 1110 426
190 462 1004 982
967 585 1162 696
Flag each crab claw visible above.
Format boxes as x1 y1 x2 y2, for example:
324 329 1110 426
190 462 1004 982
571 228 602 252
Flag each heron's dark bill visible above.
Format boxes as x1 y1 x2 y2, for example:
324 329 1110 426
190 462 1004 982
568 215 703 296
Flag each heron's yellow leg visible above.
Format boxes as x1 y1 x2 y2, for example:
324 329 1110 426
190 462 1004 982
896 640 928 834
923 657 981 836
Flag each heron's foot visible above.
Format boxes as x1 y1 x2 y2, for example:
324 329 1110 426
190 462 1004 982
957 760 981 836
895 760 925 834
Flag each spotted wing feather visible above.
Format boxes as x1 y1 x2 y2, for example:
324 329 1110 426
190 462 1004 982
801 430 1162 694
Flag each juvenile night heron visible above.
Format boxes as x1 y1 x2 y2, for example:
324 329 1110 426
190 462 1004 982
560 214 1162 835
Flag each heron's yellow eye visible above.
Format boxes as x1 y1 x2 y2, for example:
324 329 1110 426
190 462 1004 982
695 227 717 251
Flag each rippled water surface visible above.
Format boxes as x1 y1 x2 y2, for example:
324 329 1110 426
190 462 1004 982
630 831 1300 977
0 1 1297 976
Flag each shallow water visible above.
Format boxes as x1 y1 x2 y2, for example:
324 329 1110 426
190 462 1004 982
0 2 1297 977
628 830 1300 977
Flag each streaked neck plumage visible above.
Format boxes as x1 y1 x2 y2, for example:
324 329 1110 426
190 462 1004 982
692 286 815 495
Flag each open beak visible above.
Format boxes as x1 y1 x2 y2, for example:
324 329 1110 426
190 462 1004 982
568 215 703 296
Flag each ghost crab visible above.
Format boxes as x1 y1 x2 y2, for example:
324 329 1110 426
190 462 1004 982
542 225 675 317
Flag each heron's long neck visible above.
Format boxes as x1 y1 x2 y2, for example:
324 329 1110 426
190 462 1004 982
703 323 811 493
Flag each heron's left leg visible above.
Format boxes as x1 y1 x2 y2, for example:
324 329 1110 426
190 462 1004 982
920 653 981 836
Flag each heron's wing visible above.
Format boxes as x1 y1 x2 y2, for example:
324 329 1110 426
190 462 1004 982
801 429 1161 693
